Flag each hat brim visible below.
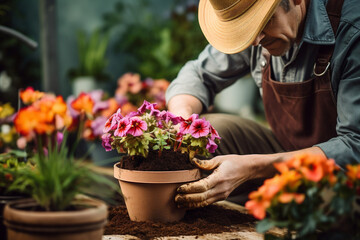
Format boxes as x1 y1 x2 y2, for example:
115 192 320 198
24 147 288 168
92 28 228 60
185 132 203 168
199 0 282 54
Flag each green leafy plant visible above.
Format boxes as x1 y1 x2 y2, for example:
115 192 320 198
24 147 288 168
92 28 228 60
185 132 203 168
68 28 110 82
0 150 29 196
9 134 116 211
102 0 207 80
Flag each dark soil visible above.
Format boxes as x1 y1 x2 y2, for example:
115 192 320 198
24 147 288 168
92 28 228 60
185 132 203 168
105 200 256 240
119 149 195 171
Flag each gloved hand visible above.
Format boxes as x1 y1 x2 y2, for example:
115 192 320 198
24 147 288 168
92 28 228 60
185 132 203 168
175 155 254 209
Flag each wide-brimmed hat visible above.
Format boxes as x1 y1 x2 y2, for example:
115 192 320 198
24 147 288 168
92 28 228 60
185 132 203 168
198 0 282 54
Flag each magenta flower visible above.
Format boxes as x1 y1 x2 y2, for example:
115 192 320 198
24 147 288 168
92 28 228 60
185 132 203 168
158 111 182 124
206 138 218 153
101 133 113 151
189 118 210 138
103 108 123 133
127 117 147 137
138 100 160 116
56 132 64 146
114 117 131 137
210 125 221 141
179 114 199 134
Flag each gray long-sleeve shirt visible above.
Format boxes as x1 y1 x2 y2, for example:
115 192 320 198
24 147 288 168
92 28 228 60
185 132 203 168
166 0 360 167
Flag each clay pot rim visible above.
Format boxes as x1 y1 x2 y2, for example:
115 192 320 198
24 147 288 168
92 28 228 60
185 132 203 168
3 195 107 225
114 162 201 184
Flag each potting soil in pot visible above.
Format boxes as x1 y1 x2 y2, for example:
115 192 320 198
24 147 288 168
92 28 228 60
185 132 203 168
105 200 257 239
119 149 195 171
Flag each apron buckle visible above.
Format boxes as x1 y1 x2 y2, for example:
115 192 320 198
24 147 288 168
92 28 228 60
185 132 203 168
313 62 330 77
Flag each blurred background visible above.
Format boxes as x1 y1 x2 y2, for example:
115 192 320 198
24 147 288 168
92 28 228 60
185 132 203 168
0 0 263 120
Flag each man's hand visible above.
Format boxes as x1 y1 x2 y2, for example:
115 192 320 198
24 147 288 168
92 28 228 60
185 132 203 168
174 147 327 209
175 155 256 208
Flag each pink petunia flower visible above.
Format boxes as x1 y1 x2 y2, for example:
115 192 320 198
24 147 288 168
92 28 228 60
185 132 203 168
101 133 113 151
127 117 147 137
103 108 123 133
210 125 221 141
158 111 182 124
206 138 218 153
114 117 131 137
189 118 210 138
138 100 159 116
179 114 199 134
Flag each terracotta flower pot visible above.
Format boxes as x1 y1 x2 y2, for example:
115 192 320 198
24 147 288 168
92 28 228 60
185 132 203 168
3 195 107 240
114 162 201 222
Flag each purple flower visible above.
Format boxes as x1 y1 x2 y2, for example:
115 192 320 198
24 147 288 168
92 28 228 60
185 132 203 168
158 110 182 124
127 117 147 137
206 138 218 153
189 118 210 138
91 116 107 137
138 100 160 116
114 117 131 137
101 133 113 151
57 132 64 146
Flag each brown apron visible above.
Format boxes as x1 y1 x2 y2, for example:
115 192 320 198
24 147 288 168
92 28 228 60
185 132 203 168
261 0 344 151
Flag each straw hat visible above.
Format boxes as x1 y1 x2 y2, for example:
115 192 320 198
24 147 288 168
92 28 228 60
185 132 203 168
198 0 282 54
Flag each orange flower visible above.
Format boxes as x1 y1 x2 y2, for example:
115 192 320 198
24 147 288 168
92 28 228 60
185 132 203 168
20 87 44 104
119 102 138 116
14 107 53 136
100 98 119 118
346 165 360 181
278 192 305 204
71 93 94 115
245 199 271 220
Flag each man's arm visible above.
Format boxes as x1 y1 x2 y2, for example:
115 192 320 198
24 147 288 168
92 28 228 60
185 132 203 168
167 94 203 119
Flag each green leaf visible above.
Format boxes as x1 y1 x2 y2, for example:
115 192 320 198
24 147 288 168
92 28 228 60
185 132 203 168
256 219 276 233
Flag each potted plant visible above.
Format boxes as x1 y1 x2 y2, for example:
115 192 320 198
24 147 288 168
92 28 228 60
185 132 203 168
102 100 221 222
2 88 117 240
0 150 29 240
68 28 110 96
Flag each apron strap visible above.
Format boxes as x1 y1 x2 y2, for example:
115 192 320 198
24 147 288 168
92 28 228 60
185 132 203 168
313 0 345 76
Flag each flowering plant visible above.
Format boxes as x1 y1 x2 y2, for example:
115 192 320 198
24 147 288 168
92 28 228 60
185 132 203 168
0 150 29 196
67 90 119 141
102 100 220 160
115 72 169 113
0 102 18 152
10 87 117 211
245 153 360 239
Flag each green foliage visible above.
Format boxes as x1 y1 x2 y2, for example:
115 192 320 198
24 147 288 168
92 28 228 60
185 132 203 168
68 28 110 82
0 150 29 195
102 0 208 80
8 133 117 211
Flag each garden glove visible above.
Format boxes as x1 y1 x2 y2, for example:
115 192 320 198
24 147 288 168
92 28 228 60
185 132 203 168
175 155 251 209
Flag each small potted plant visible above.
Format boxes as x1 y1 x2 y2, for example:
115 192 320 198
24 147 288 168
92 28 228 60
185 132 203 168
2 88 117 240
102 100 221 222
0 150 29 240
68 28 110 96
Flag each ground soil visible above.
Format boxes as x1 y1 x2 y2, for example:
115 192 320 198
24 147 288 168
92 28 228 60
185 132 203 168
105 199 256 240
119 149 195 171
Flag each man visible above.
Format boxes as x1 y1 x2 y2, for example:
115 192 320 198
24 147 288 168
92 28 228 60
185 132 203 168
166 0 360 208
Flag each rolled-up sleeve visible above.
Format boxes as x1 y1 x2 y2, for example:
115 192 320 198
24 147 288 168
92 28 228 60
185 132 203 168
166 44 252 110
315 30 360 167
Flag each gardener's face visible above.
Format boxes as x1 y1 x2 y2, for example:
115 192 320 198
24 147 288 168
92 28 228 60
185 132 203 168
252 1 305 56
